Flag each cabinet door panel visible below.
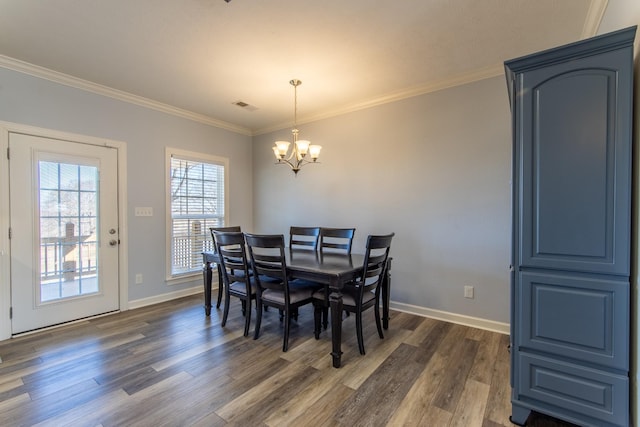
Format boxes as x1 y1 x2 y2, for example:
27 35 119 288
517 48 632 275
518 353 628 426
518 271 628 369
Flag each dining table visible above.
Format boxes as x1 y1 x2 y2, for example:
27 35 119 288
201 249 392 368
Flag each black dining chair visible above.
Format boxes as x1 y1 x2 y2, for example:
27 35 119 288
313 227 357 328
244 233 315 352
210 225 242 245
209 226 242 309
212 230 256 337
289 226 320 251
313 233 394 355
319 227 355 254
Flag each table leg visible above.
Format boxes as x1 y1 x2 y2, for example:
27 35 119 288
203 260 212 316
329 291 344 368
382 258 391 329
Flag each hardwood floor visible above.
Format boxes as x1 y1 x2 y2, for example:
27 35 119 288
0 293 570 426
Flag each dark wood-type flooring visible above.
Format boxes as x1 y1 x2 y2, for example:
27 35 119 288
0 293 576 426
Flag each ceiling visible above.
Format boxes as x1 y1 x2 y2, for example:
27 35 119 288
0 0 605 135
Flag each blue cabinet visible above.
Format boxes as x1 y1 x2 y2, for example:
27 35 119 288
505 26 636 427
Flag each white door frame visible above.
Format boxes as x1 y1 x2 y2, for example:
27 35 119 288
0 121 129 340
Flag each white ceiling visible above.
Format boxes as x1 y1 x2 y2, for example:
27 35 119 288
0 0 605 135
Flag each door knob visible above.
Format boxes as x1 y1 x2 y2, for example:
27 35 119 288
109 239 118 246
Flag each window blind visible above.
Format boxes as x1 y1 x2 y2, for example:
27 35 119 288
169 155 225 276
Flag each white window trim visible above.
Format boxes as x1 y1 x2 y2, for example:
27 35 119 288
165 147 229 282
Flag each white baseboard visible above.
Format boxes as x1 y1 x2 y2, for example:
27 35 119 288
128 286 204 310
128 286 509 335
389 301 510 335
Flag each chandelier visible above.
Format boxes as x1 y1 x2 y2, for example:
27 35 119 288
272 79 321 175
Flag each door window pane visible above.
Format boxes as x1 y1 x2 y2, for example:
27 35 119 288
39 161 99 302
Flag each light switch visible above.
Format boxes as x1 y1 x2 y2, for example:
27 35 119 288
135 207 153 217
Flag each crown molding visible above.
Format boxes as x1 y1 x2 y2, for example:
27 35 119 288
254 64 504 136
0 55 253 136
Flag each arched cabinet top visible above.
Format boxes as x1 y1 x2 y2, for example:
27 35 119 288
505 26 636 75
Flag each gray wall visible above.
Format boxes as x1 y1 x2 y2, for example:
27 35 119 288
0 67 254 301
253 76 512 324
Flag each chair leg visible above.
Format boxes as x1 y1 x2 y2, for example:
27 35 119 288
313 302 322 339
241 300 247 316
221 291 231 327
355 310 365 355
283 309 291 352
216 266 224 309
254 300 263 340
243 299 252 337
322 307 329 330
374 303 384 339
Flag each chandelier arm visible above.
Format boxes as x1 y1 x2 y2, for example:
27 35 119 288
276 156 307 168
276 158 297 169
284 149 296 162
296 158 312 168
275 159 301 174
296 159 317 169
275 156 319 172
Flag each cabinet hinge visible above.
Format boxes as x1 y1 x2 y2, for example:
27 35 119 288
8 227 11 240
6 147 9 160
9 307 12 319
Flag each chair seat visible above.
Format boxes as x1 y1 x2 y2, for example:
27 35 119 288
262 288 314 305
312 288 375 307
231 269 253 278
258 274 281 284
229 281 256 296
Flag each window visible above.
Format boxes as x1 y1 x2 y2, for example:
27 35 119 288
166 148 228 278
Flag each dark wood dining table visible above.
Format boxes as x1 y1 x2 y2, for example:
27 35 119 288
201 249 391 368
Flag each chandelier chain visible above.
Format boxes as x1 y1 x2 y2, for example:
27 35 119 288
293 80 298 129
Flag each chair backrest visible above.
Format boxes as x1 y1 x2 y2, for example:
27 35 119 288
289 226 320 250
319 227 356 254
244 233 290 294
358 233 395 295
212 231 251 289
209 226 241 253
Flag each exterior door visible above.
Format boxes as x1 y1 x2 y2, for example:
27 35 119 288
9 133 120 334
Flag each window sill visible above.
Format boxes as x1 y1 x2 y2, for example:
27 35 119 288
166 272 201 286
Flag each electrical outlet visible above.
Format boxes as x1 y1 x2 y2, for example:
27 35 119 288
135 274 143 284
464 285 474 299
135 207 153 217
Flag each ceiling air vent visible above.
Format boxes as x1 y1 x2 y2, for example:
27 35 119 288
232 100 258 111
